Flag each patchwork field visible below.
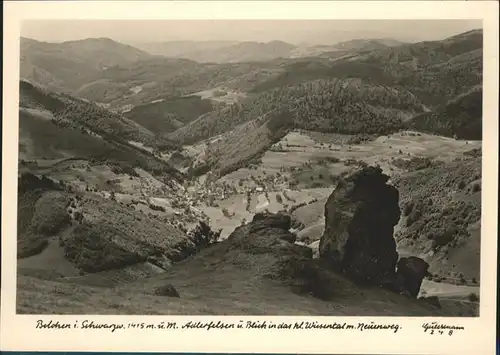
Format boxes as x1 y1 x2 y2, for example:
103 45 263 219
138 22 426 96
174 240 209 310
262 129 479 171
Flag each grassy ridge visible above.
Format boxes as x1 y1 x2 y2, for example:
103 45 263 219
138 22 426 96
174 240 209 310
21 80 180 150
19 81 184 182
20 110 184 182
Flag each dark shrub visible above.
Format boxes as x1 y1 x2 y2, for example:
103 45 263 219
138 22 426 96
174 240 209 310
467 292 479 302
406 205 422 227
403 201 415 217
432 227 457 248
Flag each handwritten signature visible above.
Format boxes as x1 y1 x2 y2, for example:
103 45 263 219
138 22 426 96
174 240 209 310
422 321 465 336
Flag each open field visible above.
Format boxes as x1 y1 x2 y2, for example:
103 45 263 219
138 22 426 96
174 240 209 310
17 228 479 315
217 129 480 237
188 87 248 104
203 188 331 239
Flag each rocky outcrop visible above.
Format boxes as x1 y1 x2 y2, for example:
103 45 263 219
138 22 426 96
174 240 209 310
319 166 401 284
319 165 429 297
227 212 304 254
250 213 297 243
419 295 441 309
395 257 430 297
226 212 346 298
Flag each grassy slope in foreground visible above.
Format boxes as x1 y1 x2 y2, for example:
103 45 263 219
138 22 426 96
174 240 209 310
18 214 451 316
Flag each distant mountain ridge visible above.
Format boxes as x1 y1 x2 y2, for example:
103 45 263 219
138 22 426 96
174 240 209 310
20 37 285 107
132 40 239 57
331 38 406 51
21 36 153 66
137 39 297 63
289 38 406 59
19 29 482 148
134 38 406 63
20 36 154 92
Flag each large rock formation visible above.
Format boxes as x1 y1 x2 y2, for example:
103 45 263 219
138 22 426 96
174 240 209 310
249 213 297 243
319 166 401 284
227 212 306 256
319 166 431 297
226 212 343 299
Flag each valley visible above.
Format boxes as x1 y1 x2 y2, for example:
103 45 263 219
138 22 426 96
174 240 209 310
15 27 483 316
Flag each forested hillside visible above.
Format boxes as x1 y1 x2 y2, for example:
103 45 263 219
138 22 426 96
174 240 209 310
408 86 482 140
169 29 482 155
75 58 282 108
251 29 482 109
170 77 425 145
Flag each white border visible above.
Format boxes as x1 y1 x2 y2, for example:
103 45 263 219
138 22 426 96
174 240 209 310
2 2 499 354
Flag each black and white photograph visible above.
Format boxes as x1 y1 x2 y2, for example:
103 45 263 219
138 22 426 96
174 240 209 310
13 16 486 318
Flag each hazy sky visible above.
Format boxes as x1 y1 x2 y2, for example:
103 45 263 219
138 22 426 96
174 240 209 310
22 19 482 45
